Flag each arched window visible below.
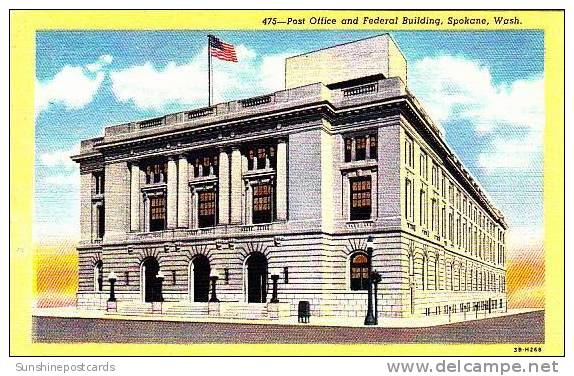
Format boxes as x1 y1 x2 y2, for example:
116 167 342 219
350 252 370 291
94 260 103 292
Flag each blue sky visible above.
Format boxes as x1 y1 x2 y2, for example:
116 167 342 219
35 31 544 254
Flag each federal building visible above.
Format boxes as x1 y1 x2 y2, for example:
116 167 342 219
72 35 508 321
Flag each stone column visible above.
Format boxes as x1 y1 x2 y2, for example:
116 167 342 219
276 139 287 221
191 188 199 228
230 147 243 224
167 157 178 229
177 155 189 228
218 149 230 225
143 194 150 232
130 162 140 232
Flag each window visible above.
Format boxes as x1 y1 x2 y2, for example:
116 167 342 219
431 198 438 232
420 152 428 180
94 172 105 194
355 136 367 161
145 162 167 184
405 178 414 221
96 205 105 239
419 188 427 227
150 195 166 232
350 176 372 221
344 138 352 162
344 134 377 162
94 261 103 292
253 182 274 224
441 207 446 238
431 164 438 187
193 155 218 178
350 253 370 290
198 189 217 228
449 211 454 242
404 135 414 168
247 145 276 170
369 134 377 159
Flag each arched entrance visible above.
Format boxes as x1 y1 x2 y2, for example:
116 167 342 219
246 252 267 303
190 255 210 302
141 257 161 302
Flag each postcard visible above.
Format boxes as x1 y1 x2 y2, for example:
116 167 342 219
9 9 564 357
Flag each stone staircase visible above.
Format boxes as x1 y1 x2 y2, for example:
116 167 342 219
114 301 153 315
107 300 289 320
220 303 269 320
162 302 209 317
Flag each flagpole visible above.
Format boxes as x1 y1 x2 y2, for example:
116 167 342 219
208 35 212 107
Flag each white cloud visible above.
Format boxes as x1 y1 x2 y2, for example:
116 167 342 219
39 144 79 168
409 55 544 174
86 54 114 72
36 68 102 115
36 55 114 115
109 46 298 110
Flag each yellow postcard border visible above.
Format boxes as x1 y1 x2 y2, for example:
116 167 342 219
9 9 565 356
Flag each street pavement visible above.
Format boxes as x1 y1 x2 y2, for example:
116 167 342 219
31 310 544 344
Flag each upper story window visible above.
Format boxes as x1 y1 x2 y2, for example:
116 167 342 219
145 162 167 184
94 172 105 194
350 176 372 221
248 145 276 170
344 134 377 162
96 205 105 239
192 154 218 178
404 135 414 168
253 182 274 224
198 189 217 228
350 252 370 291
420 151 428 180
431 163 438 188
150 195 166 232
405 178 414 222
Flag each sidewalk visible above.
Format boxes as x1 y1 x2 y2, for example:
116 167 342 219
32 306 541 328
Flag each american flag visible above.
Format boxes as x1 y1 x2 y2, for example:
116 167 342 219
209 35 238 62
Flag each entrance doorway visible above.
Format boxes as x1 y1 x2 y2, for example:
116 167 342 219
191 255 210 302
246 253 267 303
141 257 161 302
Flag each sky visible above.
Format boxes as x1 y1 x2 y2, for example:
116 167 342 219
34 30 544 259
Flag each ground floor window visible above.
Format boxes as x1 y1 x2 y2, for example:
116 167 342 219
350 252 370 290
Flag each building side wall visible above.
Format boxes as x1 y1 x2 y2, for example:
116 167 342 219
287 129 322 223
103 161 130 241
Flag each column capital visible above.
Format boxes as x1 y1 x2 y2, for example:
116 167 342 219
277 137 287 144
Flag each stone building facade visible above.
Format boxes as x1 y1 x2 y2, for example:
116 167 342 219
72 34 508 320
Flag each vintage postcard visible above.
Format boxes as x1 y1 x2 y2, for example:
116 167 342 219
9 10 564 357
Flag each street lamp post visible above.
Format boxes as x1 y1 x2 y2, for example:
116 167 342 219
364 236 377 326
270 268 280 303
371 271 381 325
209 268 220 303
108 271 117 302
